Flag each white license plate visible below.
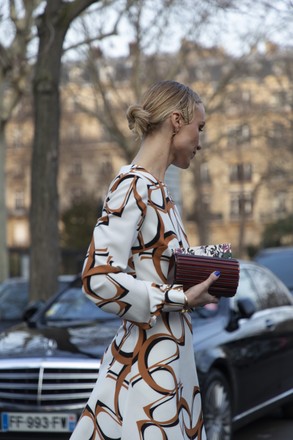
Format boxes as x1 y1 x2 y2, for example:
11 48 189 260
1 412 77 432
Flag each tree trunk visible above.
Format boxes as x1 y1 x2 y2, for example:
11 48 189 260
30 0 98 301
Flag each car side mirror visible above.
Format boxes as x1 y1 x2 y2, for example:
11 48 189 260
22 300 45 322
226 297 256 332
237 297 256 319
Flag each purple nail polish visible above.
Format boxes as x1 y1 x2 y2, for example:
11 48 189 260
215 271 221 276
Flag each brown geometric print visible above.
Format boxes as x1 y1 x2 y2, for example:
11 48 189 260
70 165 207 440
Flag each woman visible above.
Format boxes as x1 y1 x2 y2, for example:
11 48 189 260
70 80 220 440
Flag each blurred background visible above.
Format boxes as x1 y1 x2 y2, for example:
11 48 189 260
0 0 292 302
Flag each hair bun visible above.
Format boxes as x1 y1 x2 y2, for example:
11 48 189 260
126 105 151 138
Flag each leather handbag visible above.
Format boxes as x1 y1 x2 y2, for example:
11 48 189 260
167 245 240 298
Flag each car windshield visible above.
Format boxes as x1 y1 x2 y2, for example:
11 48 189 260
45 287 114 323
256 253 293 290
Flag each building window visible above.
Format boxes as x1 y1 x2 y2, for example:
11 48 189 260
70 188 82 203
12 127 23 148
228 124 251 147
98 155 113 179
68 125 80 140
271 91 288 107
14 191 25 210
242 90 251 103
229 163 252 182
268 122 288 147
13 222 28 246
200 162 211 183
273 191 287 215
71 161 82 176
230 192 253 218
202 193 211 213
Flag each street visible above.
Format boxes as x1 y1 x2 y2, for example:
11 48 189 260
0 409 292 440
235 409 293 440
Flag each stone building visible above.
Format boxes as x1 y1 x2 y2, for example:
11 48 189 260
5 43 293 274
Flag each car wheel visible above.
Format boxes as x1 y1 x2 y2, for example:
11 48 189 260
202 369 233 440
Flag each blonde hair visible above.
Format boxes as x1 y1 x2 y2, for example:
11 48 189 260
126 80 202 139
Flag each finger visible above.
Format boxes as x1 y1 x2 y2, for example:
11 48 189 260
204 270 221 288
209 295 219 304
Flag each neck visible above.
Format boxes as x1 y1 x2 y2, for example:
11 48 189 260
132 131 173 182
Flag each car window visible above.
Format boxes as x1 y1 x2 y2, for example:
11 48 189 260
231 268 258 311
45 287 112 322
0 279 72 321
0 282 29 320
0 281 28 297
246 267 291 310
256 252 293 290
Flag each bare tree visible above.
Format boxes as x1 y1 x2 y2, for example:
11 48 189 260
69 0 236 163
71 0 293 258
5 0 289 297
62 0 242 231
183 0 293 255
29 0 105 302
194 48 293 256
0 0 40 282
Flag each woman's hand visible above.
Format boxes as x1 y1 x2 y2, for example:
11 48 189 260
184 271 221 308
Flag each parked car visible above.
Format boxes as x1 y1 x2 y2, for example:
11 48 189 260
0 261 292 440
254 246 293 294
0 275 76 331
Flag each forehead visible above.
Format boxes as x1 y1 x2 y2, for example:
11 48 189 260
193 102 205 123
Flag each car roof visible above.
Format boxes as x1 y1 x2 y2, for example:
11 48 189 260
0 277 28 285
256 246 293 256
1 275 76 284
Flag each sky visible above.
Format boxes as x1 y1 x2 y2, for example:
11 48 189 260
63 0 293 59
1 0 292 60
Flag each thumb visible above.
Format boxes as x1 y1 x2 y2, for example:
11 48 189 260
206 270 221 286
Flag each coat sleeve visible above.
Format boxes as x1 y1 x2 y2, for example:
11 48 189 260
82 172 185 328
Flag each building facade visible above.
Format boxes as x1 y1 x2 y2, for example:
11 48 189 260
5 43 293 274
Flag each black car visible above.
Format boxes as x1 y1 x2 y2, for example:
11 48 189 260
0 275 76 331
0 261 292 440
254 246 293 294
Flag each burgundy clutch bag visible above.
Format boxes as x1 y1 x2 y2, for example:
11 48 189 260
167 245 239 298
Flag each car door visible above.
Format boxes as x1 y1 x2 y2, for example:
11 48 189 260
231 265 293 413
248 267 293 399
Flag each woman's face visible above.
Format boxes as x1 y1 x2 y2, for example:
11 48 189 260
171 103 206 169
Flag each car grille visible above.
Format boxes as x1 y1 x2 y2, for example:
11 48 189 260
0 359 100 411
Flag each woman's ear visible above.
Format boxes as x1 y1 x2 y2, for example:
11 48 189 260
170 111 182 132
